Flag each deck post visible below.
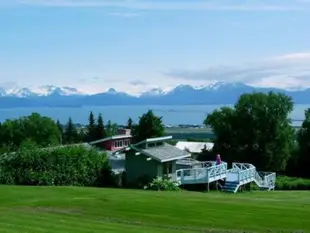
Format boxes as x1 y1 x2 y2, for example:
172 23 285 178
207 182 210 192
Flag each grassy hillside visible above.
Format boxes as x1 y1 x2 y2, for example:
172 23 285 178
0 186 309 232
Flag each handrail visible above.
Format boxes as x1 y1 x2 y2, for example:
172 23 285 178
176 162 227 183
176 161 276 190
238 167 256 183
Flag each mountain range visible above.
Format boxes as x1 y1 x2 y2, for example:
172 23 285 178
0 82 310 108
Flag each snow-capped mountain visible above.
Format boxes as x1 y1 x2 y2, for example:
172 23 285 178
1 81 310 107
140 88 167 97
2 85 86 97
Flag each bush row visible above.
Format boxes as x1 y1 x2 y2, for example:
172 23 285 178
0 142 115 187
275 176 310 190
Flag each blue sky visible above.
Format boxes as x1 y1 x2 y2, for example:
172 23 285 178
1 0 310 94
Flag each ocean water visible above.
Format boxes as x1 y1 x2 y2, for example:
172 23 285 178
0 104 308 126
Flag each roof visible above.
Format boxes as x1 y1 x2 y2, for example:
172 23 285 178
89 134 132 145
134 135 173 146
175 141 214 153
133 142 190 163
176 158 200 165
111 135 190 163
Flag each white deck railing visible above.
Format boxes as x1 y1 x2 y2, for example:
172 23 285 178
175 161 276 190
176 161 227 184
227 163 276 189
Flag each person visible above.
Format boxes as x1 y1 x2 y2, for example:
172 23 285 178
216 154 222 165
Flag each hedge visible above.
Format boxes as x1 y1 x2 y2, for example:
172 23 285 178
0 143 114 187
275 176 310 190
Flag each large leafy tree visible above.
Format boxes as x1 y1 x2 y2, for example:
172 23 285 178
205 92 294 172
0 112 61 148
296 109 310 178
132 110 165 142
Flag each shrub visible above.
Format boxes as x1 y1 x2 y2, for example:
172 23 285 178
148 177 180 191
275 176 310 190
0 143 114 187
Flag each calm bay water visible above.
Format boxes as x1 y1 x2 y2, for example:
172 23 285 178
0 105 308 126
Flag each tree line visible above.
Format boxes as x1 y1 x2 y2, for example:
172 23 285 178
56 110 165 145
0 109 165 187
0 111 120 151
0 109 165 152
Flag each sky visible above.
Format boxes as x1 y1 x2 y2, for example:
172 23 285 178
1 0 310 94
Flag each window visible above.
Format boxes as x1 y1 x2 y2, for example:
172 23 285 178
124 139 129 146
114 140 123 148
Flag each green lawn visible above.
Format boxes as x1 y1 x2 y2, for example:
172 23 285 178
0 186 309 233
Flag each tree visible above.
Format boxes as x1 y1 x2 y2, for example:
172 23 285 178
95 113 105 140
127 117 133 130
105 120 117 137
63 117 79 144
86 111 96 142
0 113 61 148
56 119 63 144
132 110 165 142
204 92 295 172
296 109 310 178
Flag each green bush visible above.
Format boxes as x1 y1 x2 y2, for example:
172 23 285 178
0 143 114 187
148 177 180 191
275 176 310 190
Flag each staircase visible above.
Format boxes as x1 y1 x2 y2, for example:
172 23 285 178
222 163 276 193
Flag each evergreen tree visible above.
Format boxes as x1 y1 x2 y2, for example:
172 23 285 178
106 120 117 137
95 113 105 139
63 117 78 144
56 119 63 144
86 111 96 142
127 117 133 130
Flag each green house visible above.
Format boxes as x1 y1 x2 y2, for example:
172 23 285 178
112 136 191 187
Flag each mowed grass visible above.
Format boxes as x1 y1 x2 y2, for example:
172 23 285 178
0 186 309 233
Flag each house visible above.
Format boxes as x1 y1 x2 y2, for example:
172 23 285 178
112 135 191 187
89 129 132 175
89 129 132 151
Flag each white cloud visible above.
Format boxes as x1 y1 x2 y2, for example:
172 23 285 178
5 0 310 11
271 52 310 61
164 52 310 90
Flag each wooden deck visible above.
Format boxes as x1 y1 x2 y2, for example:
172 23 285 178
175 161 276 193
